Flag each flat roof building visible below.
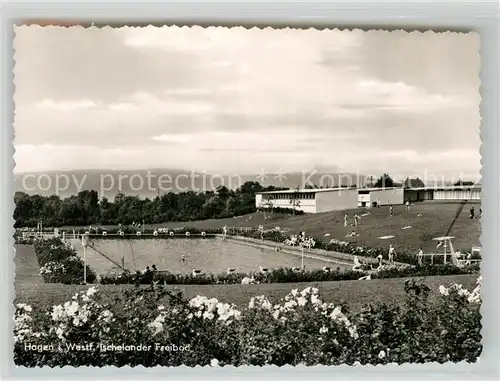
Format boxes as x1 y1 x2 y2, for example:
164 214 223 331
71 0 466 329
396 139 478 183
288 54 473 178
404 185 481 202
256 185 482 214
256 187 359 214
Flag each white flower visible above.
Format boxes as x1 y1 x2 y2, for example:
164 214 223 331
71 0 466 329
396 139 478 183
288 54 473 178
158 305 165 311
378 350 386 359
203 311 215 320
319 326 328 334
55 327 64 340
210 358 220 367
300 287 312 296
64 301 79 317
148 320 164 335
439 285 449 296
249 295 272 310
86 286 98 297
51 305 65 321
311 294 320 305
297 296 307 307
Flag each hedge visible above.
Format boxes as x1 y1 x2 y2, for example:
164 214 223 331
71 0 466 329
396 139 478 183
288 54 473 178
33 238 97 284
100 263 479 285
14 277 482 366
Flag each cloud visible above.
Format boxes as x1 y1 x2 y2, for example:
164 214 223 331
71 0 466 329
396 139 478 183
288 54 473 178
36 99 97 111
13 26 480 177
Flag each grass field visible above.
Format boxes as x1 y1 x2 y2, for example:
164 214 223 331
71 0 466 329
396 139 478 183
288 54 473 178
14 244 43 285
15 202 480 313
60 202 480 254
168 203 481 254
15 274 477 312
14 240 477 312
54 203 482 255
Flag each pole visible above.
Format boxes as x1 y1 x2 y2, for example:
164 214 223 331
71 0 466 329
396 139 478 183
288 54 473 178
83 246 87 284
301 246 304 270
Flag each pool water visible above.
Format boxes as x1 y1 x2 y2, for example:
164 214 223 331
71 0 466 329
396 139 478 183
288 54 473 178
72 238 337 275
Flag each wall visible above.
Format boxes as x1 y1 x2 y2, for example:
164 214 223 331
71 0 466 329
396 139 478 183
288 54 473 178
358 192 372 207
404 189 434 202
256 193 317 213
363 188 404 206
255 194 263 208
433 189 481 201
374 188 404 206
315 189 358 213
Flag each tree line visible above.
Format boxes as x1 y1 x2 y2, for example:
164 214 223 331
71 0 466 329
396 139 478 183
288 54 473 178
14 182 286 227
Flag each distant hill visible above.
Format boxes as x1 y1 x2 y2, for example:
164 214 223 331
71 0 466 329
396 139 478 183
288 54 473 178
14 169 366 199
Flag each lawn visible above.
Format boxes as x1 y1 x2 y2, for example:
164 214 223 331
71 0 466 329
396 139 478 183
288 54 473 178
15 274 477 312
56 203 481 255
106 202 480 254
14 243 43 285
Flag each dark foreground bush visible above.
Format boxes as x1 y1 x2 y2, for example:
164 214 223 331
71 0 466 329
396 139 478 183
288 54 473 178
100 263 479 285
14 277 482 366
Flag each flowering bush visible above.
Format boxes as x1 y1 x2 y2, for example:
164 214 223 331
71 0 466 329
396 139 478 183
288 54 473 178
14 278 481 367
234 229 463 266
34 237 97 284
439 276 481 304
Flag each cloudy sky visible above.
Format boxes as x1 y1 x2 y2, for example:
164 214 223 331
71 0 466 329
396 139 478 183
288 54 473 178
13 26 480 180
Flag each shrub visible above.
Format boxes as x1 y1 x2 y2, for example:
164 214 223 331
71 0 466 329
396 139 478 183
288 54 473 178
99 263 477 286
14 278 481 366
33 238 97 284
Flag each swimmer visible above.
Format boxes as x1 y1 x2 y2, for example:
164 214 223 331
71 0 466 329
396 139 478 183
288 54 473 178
181 255 186 263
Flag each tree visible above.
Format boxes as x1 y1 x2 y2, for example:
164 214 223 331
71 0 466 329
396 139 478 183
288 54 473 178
404 177 425 189
454 179 475 186
374 174 395 188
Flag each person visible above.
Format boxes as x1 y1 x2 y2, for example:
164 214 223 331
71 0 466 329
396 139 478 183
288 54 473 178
418 247 424 266
389 205 394 216
353 256 362 271
150 264 158 282
344 213 348 227
181 254 186 263
469 207 475 219
376 254 383 268
353 214 360 227
388 244 396 264
479 208 482 217
405 200 411 212
466 252 472 265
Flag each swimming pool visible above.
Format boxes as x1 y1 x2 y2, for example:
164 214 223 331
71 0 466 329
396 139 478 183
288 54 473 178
73 238 340 275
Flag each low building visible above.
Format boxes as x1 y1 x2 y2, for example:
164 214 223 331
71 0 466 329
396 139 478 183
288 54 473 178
358 187 404 207
256 187 359 214
404 185 481 202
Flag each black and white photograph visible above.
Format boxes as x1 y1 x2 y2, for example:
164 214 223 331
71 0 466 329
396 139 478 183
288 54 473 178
13 25 482 367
